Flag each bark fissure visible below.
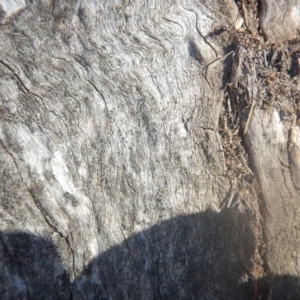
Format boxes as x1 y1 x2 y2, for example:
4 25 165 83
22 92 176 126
70 53 111 120
0 59 70 134
0 139 77 289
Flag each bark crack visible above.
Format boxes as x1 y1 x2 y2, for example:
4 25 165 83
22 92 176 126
0 138 75 296
69 53 111 121
0 59 70 135
279 158 293 200
65 235 76 298
0 139 66 237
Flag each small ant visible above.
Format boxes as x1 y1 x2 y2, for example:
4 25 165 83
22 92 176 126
207 25 227 38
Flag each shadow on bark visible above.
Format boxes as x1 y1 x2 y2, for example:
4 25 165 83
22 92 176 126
1 209 298 299
0 230 70 299
241 274 300 300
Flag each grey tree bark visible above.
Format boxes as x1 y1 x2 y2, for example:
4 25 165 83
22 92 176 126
0 0 300 299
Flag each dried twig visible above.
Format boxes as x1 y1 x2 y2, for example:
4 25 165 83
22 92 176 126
241 2 248 28
244 100 255 135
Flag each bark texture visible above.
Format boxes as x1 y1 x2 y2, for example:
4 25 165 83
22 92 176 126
259 0 300 42
0 0 300 299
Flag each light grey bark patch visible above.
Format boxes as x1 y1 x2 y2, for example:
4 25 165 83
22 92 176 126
0 0 26 23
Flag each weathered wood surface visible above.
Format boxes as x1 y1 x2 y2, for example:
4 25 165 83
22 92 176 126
245 109 300 298
1 0 300 299
259 0 300 42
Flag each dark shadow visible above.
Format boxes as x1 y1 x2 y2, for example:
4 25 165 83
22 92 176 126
73 209 255 300
221 43 235 89
1 208 299 299
188 40 204 64
0 231 71 299
241 274 300 300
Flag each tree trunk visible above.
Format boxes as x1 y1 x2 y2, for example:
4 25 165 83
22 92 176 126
0 0 299 299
